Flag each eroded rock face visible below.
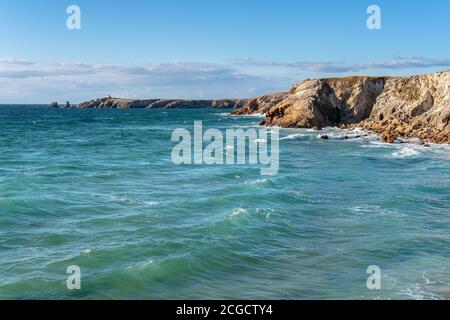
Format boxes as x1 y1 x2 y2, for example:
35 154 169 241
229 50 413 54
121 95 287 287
265 77 386 128
230 92 288 115
325 77 386 123
234 70 450 144
349 71 450 144
266 80 340 128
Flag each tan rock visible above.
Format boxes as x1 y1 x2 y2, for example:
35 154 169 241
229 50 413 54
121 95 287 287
262 70 450 144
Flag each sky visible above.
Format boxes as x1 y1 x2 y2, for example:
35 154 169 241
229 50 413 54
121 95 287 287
0 0 449 103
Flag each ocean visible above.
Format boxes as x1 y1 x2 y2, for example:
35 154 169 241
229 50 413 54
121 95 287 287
1 105 450 299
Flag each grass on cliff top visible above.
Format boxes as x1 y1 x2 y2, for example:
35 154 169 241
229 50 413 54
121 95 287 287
323 75 388 83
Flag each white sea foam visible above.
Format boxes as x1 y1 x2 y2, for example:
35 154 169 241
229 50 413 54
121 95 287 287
401 283 442 300
256 208 276 220
229 208 248 217
111 195 139 205
391 147 421 159
144 201 160 207
245 178 268 185
126 259 154 270
348 205 407 219
231 113 265 117
280 133 306 140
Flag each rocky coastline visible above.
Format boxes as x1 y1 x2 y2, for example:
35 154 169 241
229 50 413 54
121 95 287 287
232 70 450 144
66 70 449 144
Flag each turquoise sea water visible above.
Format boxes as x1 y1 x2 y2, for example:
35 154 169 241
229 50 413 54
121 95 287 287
1 105 450 300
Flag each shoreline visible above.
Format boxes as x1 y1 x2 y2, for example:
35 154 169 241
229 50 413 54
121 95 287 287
51 70 450 145
234 70 450 145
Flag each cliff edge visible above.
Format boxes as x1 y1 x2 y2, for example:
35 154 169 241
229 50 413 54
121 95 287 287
234 70 450 144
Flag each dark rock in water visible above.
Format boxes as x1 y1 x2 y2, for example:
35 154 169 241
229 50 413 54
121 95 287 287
259 120 266 126
320 134 329 140
49 101 59 108
65 101 71 108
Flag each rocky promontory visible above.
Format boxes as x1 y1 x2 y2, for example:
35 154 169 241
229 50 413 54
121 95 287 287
76 97 248 109
234 70 450 144
72 70 449 144
231 92 289 116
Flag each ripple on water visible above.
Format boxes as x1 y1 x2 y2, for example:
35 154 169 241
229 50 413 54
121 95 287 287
2 107 450 299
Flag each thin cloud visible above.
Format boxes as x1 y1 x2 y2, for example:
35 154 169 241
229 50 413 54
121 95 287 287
231 56 450 73
1 56 448 103
0 58 35 65
0 68 95 79
0 60 293 103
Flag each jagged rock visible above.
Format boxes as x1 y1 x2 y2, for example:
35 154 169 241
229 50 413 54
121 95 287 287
232 70 449 144
381 131 397 143
231 92 288 115
265 81 338 128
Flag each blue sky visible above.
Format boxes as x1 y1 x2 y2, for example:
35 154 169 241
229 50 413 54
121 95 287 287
0 0 449 103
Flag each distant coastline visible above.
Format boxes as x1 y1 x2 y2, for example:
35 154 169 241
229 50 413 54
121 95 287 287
50 97 248 110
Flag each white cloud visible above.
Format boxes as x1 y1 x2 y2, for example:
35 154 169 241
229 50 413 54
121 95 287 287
0 56 449 103
231 56 450 73
0 58 35 65
0 60 292 103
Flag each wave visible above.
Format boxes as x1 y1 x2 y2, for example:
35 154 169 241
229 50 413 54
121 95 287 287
391 147 421 159
126 259 154 270
280 133 307 140
110 195 160 207
230 113 265 117
245 178 269 185
400 283 443 300
81 248 93 255
229 208 248 218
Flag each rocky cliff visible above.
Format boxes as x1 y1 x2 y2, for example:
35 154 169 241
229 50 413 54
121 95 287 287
231 92 288 116
235 70 450 144
76 97 248 109
74 70 449 144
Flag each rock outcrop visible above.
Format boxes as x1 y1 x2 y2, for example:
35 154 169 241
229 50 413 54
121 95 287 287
235 70 450 144
76 97 248 109
231 92 288 115
73 70 449 144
